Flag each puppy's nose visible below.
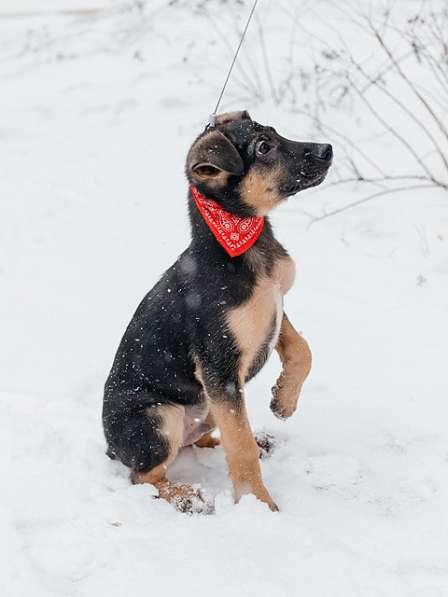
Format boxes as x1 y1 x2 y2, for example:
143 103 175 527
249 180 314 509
312 143 333 162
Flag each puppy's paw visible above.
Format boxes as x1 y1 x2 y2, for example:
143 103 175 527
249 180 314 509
254 431 277 459
253 488 279 513
236 485 279 513
270 384 297 420
194 434 220 449
157 482 213 514
173 491 214 515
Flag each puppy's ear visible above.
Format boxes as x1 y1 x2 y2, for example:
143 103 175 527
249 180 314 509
214 111 251 126
187 130 244 179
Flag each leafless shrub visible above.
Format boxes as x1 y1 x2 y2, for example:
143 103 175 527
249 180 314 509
214 1 448 222
298 2 448 222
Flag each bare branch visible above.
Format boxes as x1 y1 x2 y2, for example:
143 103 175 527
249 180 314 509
349 54 448 173
346 73 436 181
368 17 448 146
308 183 445 226
325 174 433 189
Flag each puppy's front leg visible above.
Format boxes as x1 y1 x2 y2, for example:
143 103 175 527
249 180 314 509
270 313 312 420
211 399 279 511
196 365 278 511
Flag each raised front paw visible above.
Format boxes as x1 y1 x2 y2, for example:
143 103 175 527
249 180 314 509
270 383 298 420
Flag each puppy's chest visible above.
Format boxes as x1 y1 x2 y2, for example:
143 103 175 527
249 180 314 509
226 256 296 378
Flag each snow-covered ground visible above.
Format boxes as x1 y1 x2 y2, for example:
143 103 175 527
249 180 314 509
1 1 448 596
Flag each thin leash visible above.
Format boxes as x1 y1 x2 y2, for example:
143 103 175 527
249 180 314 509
208 0 260 127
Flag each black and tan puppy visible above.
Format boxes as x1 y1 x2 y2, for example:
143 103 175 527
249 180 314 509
103 111 332 512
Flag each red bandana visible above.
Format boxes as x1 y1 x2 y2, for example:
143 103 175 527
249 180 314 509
190 185 264 257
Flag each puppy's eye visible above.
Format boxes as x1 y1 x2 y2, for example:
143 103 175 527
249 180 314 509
256 140 271 156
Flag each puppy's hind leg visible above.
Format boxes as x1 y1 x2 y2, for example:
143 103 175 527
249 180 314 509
128 404 204 513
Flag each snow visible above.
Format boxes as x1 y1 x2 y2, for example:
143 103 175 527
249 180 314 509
1 1 448 596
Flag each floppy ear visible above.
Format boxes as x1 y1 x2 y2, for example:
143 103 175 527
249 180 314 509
214 111 252 126
188 130 244 178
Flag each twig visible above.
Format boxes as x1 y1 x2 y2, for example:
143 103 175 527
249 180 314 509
308 183 443 226
349 55 448 173
257 20 279 105
346 73 436 181
325 174 433 188
368 18 448 146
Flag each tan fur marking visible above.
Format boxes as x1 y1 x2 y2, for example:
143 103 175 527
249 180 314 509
227 256 295 380
194 412 220 448
159 404 185 459
227 276 278 381
214 111 250 125
133 465 202 512
131 405 184 484
208 401 278 511
239 165 284 215
194 360 205 385
190 169 231 191
155 482 203 512
273 256 296 295
194 431 220 448
271 314 312 419
244 244 268 273
195 360 277 510
131 462 167 486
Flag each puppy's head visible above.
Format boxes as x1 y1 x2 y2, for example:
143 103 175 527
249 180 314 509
186 111 332 216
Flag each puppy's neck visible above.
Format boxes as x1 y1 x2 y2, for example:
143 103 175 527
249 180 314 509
189 185 264 258
187 190 270 259
187 189 287 279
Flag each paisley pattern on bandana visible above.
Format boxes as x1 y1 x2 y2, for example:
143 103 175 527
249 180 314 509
190 185 264 257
